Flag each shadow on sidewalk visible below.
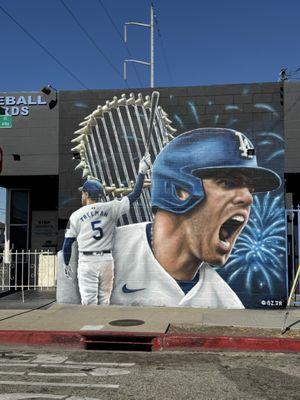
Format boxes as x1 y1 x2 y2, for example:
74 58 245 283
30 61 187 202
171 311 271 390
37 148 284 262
0 289 56 309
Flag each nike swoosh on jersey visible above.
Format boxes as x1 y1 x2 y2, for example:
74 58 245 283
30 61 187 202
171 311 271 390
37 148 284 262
122 284 146 293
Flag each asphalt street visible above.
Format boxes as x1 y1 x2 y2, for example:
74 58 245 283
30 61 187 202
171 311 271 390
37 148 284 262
0 347 298 399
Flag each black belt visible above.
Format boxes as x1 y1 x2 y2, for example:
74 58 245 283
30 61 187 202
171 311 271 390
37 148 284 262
81 250 111 255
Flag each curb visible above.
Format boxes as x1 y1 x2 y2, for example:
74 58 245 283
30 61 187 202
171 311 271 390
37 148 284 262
0 330 300 352
156 334 300 353
0 330 84 348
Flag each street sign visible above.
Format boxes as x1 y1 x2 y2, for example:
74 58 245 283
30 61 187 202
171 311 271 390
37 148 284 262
0 115 12 128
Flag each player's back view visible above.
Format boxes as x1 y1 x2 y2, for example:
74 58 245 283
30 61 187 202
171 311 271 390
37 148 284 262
69 198 129 253
63 154 151 305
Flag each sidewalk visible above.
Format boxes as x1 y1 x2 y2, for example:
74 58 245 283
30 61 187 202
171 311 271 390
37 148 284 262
0 292 299 352
0 289 55 309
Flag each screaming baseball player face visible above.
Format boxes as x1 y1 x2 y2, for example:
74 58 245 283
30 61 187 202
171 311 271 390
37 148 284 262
182 170 254 266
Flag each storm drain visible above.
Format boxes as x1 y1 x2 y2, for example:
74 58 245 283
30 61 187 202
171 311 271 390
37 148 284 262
83 319 158 351
84 333 158 351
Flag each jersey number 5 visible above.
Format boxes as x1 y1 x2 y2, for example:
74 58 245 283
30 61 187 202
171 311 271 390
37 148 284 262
91 220 103 241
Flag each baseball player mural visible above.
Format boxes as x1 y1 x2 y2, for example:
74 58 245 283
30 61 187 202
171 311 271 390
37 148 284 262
110 128 281 308
62 153 151 305
58 90 286 309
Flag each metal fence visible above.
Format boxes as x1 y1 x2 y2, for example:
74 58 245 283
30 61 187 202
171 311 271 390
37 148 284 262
0 250 57 291
286 208 300 306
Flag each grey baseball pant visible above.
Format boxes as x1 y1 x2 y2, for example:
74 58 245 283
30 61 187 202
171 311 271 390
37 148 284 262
77 253 114 305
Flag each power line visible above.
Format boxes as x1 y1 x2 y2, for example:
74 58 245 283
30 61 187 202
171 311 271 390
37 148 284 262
290 67 300 77
97 0 144 87
282 66 300 80
0 3 89 89
151 1 174 86
59 0 128 88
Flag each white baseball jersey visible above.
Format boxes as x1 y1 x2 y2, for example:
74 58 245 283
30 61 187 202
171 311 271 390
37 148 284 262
65 197 130 252
111 222 244 308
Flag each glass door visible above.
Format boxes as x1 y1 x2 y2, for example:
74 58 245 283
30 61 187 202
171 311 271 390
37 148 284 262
9 189 30 251
8 189 30 287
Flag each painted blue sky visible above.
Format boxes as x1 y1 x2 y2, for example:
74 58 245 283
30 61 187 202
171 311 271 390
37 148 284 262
0 0 299 222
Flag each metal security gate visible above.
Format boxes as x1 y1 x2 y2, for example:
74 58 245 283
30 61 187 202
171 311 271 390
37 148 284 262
286 208 300 306
0 250 57 292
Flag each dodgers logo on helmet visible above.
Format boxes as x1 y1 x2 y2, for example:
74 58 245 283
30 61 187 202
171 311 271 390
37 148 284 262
151 128 281 214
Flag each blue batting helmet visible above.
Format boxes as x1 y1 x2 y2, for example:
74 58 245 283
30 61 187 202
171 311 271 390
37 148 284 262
79 179 105 199
151 128 281 214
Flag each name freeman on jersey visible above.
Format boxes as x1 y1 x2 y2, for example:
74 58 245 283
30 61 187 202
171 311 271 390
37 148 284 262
80 209 108 222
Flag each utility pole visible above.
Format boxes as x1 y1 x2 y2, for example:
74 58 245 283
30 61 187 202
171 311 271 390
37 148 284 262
150 3 154 88
124 4 155 87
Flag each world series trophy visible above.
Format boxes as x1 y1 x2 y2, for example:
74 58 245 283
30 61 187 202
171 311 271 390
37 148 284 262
71 92 177 224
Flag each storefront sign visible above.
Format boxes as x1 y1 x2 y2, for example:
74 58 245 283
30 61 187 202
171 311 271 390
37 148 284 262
0 115 12 128
0 95 47 117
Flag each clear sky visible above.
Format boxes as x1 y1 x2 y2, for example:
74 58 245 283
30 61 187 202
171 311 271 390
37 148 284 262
0 0 300 92
0 0 299 223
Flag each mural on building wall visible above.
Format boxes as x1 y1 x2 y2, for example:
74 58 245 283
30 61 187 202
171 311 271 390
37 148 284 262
58 87 286 309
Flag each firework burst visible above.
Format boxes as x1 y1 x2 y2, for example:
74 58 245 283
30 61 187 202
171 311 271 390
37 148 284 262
218 192 286 296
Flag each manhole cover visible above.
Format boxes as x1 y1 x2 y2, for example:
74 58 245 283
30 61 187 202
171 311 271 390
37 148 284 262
109 319 145 327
